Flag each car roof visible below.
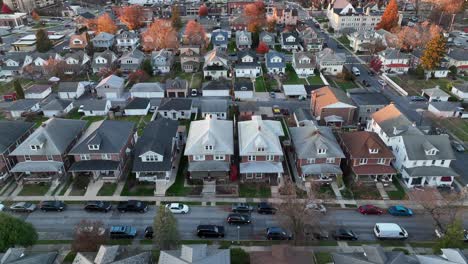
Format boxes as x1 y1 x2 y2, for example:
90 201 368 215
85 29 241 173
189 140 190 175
110 226 127 231
197 225 217 230
394 205 407 210
169 203 180 206
268 227 284 232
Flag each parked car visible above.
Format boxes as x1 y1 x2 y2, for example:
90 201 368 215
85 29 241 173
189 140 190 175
39 201 66 212
84 201 112 212
190 89 198 97
378 79 386 86
409 96 426 102
257 202 277 214
232 203 253 213
0 203 4 211
388 205 413 216
10 202 36 213
304 224 329 240
358 205 383 215
165 203 190 214
117 200 148 213
272 105 281 115
266 227 292 240
109 225 137 239
144 226 153 239
227 213 251 225
269 92 276 98
306 203 327 214
196 225 225 238
451 141 465 152
374 223 408 240
333 228 358 240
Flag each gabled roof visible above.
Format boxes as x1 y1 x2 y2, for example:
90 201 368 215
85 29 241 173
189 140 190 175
116 30 138 39
234 79 254 91
371 104 423 137
349 91 390 106
211 29 229 45
266 50 286 68
79 99 109 111
0 248 58 264
316 48 346 63
125 97 150 110
235 30 252 45
93 32 115 41
238 116 284 156
259 31 276 45
293 51 316 68
341 131 394 159
185 116 234 155
10 118 86 156
158 98 192 111
200 99 228 113
25 84 51 94
7 99 39 111
130 82 165 93
119 49 145 62
378 48 410 60
203 47 228 69
281 32 299 45
69 120 135 154
401 134 455 161
96 74 124 89
447 47 468 61
332 245 418 264
290 125 344 159
202 80 231 91
0 121 34 153
166 77 188 91
159 244 230 264
312 86 356 108
41 99 72 111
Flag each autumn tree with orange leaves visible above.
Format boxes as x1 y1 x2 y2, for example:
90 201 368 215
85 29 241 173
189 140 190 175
141 19 179 51
184 20 208 48
119 5 144 30
43 58 66 78
97 13 117 34
31 10 40 21
198 4 208 17
376 0 399 31
396 22 442 51
244 1 266 33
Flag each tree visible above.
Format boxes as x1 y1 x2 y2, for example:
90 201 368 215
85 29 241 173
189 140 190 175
0 213 38 252
85 40 95 56
361 39 386 56
420 34 447 71
72 220 107 252
35 29 52 52
369 57 383 72
128 69 149 83
244 1 266 33
448 65 457 75
434 220 465 254
142 19 179 51
119 5 144 30
1 3 13 14
376 0 399 31
171 7 182 31
13 79 24 99
141 59 153 76
153 205 180 250
31 9 40 21
43 58 66 78
97 13 117 34
198 4 208 17
396 22 442 51
266 18 276 32
184 20 208 48
256 41 269 54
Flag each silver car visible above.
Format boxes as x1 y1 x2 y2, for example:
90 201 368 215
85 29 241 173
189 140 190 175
10 202 37 212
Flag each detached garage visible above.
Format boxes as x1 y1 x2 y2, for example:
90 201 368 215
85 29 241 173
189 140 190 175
124 98 151 116
283 84 307 98
130 82 165 98
202 80 230 97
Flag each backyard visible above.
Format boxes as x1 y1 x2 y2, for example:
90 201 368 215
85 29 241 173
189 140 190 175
389 74 465 96
284 64 308 85
431 117 468 143
0 78 33 95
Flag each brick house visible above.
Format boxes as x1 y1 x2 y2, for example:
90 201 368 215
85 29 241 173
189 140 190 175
311 86 357 127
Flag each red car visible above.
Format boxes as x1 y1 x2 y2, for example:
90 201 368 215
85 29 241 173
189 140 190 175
358 205 383 215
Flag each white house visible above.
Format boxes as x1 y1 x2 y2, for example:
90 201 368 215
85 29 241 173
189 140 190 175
451 83 468 100
421 87 450 102
428 101 463 118
235 50 261 78
24 84 52 99
378 48 410 74
203 48 230 80
202 80 230 97
281 32 300 51
283 84 307 98
7 100 40 119
234 80 254 99
292 51 316 77
157 98 193 120
316 48 346 75
95 75 125 99
42 99 74 117
58 81 88 99
78 100 111 116
265 50 286 75
200 99 228 120
124 98 151 116
130 82 165 98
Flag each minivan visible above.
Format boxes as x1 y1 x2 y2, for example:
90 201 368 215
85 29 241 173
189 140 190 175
109 225 137 239
374 223 408 240
352 67 360 76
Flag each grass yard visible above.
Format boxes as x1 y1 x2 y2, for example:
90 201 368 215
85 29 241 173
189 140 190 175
121 174 154 196
18 184 51 196
147 63 192 83
82 115 106 125
433 117 468 142
27 116 50 128
337 36 350 46
65 108 82 119
231 248 250 264
191 73 203 89
97 183 117 196
114 115 142 124
390 75 465 96
387 176 408 200
0 78 32 95
307 75 324 85
350 184 382 200
284 64 307 85
334 79 357 90
166 155 191 196
254 77 267 92
238 183 271 198
315 252 333 264
228 40 236 53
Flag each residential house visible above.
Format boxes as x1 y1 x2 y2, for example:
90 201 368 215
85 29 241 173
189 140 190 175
211 29 229 50
347 31 375 52
179 45 201 73
24 84 52 99
394 134 458 188
428 101 463 118
119 49 145 74
0 248 58 264
0 13 28 28
292 51 316 77
58 81 88 99
6 100 40 119
378 48 410 74
410 49 449 78
69 120 135 182
293 108 315 127
235 30 252 50
298 26 324 52
283 85 307 98
250 245 313 264
152 49 174 74
78 100 111 116
185 115 233 184
73 245 151 264
166 77 189 98
374 28 398 48
290 123 344 183
201 99 228 119
92 50 117 73
9 118 86 183
124 98 151 116
0 121 34 182
41 99 74 117
281 32 300 51
234 79 254 99
421 87 450 102
22 52 58 75
451 83 468 100
316 48 347 75
69 32 88 50
133 118 179 183
259 31 276 47
202 80 231 97
446 47 468 72
92 32 115 50
229 14 247 31
95 74 125 99
238 102 259 120
332 245 417 264
115 31 139 52
340 131 396 182
0 52 26 77
159 244 230 264
158 98 193 120
130 82 165 98
265 50 286 74
310 86 357 127
203 47 230 80
349 91 390 124
62 51 91 75
235 50 262 78
238 115 284 183
271 6 298 26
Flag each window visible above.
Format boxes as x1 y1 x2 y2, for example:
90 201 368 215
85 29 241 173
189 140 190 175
255 174 263 179
257 147 265 152
359 158 368 165
441 160 445 165
181 111 185 116
102 154 111 160
245 174 253 179
307 158 316 164
214 155 225 161
266 155 274 161
80 154 90 160
317 148 327 154
144 155 158 162
88 144 99 150
431 160 436 165
326 158 335 164
47 155 53 161
248 155 256 161
205 145 213 151
30 145 41 150
193 155 205 161
24 155 31 161
377 158 385 165
369 148 379 154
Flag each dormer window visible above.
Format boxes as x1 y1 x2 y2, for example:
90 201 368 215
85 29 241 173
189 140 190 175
144 155 159 162
317 148 327 154
425 149 437 155
369 148 379 154
257 147 265 152
205 145 213 151
30 145 41 150
88 144 100 150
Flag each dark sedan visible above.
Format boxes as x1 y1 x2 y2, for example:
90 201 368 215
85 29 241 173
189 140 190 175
227 213 251 225
333 229 358 241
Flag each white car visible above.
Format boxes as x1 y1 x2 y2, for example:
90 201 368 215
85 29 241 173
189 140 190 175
0 203 4 211
165 203 190 214
378 79 386 86
306 203 327 214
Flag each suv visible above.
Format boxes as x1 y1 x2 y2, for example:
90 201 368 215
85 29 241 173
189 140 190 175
257 202 277 214
84 201 112 212
266 227 292 240
117 200 148 213
227 213 251 225
39 201 66 212
144 226 153 239
232 203 253 213
109 225 137 239
196 225 225 238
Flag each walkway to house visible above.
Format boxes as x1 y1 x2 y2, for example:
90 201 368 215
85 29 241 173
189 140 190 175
376 182 390 200
331 182 345 208
112 181 126 197
84 180 104 197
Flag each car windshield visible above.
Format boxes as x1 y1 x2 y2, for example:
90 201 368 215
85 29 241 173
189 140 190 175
24 202 31 207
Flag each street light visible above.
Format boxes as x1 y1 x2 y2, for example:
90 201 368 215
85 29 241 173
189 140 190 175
237 225 240 245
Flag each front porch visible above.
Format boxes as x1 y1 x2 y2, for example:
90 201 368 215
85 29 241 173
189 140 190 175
352 165 397 184
187 161 231 184
402 166 458 188
300 163 342 183
10 161 65 184
324 115 344 127
240 161 283 185
69 160 121 182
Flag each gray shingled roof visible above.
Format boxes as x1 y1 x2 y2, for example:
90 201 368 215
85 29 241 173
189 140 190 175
130 82 165 93
234 79 253 91
350 92 390 106
125 97 150 110
7 99 39 111
401 134 455 161
447 47 468 61
58 82 79 93
41 99 73 111
202 80 230 91
290 126 345 159
266 50 286 68
158 98 192 111
0 121 34 153
201 99 227 113
79 100 109 111
294 108 313 122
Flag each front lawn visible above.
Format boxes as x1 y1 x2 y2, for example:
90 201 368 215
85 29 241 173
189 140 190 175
238 183 271 198
387 176 408 200
18 184 51 196
254 77 267 92
389 74 465 96
121 174 154 196
97 183 117 196
315 252 332 264
284 64 307 85
231 248 250 264
166 155 191 196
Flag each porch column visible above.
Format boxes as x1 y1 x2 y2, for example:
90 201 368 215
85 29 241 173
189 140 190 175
407 177 413 188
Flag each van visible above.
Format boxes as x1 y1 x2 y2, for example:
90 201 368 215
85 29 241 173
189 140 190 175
374 223 408 240
352 67 360 76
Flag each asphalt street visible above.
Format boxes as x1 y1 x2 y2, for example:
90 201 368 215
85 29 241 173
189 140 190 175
6 205 447 242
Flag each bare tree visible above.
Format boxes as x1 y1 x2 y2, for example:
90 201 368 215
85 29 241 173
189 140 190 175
72 220 107 252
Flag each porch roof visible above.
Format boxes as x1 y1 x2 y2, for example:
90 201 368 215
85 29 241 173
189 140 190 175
324 115 343 123
301 164 342 175
352 165 397 176
10 161 63 173
69 160 120 172
240 162 283 174
188 161 230 172
404 166 459 177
